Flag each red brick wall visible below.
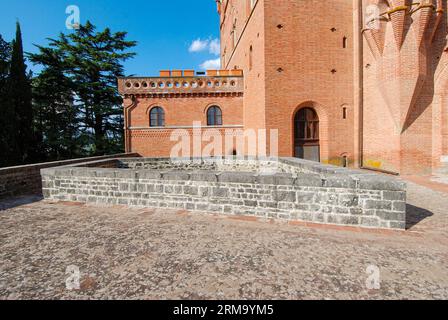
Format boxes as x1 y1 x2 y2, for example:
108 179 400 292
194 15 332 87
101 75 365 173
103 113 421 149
220 0 355 164
221 0 267 140
126 94 244 157
361 0 448 175
129 95 243 128
128 128 245 158
263 0 355 164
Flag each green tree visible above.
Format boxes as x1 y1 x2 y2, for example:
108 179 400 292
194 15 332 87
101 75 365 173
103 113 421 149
0 34 14 167
30 46 79 161
9 22 34 164
30 21 136 157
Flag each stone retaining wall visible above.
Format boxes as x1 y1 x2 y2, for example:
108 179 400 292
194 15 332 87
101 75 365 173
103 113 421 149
0 154 139 199
41 157 407 229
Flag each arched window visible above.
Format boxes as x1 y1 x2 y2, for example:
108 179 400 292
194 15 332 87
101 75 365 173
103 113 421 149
207 106 223 126
150 107 165 127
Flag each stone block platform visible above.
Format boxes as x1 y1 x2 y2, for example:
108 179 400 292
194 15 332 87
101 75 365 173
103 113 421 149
41 157 407 229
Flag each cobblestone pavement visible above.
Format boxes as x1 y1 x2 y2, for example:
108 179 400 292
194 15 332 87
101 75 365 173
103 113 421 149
0 182 447 300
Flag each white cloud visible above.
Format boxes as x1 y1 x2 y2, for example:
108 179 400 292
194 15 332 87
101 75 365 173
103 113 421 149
209 39 220 55
189 39 209 53
188 38 221 55
200 58 221 70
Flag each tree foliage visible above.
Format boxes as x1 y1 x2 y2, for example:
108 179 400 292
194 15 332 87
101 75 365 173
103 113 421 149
0 23 35 167
29 21 136 158
31 46 79 160
0 21 136 168
0 34 13 167
9 22 35 163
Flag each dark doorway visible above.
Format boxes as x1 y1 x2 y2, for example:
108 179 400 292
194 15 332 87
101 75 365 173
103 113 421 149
294 107 320 162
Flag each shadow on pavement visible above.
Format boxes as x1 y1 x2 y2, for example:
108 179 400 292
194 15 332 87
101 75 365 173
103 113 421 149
0 195 44 211
406 203 434 230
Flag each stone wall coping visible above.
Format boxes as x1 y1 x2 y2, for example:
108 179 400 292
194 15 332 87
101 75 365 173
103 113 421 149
2 153 139 174
119 156 281 162
41 158 407 191
118 157 406 191
0 153 140 199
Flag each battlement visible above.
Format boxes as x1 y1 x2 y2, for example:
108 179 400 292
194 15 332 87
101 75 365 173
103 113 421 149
158 69 243 77
118 69 244 96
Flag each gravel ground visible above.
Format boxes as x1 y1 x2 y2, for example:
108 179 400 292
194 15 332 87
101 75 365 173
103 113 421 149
0 182 447 300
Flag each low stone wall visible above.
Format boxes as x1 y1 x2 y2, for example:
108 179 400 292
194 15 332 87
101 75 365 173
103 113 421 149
41 157 407 230
0 154 139 199
119 157 372 175
119 157 309 174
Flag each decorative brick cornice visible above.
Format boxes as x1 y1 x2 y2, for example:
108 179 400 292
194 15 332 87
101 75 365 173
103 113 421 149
123 92 243 99
129 127 244 139
118 75 244 96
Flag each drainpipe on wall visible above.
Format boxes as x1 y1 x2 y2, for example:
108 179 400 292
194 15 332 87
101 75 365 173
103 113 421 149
356 0 364 172
356 0 400 176
123 95 137 154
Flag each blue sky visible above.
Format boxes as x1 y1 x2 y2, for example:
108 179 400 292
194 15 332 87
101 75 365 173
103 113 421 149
0 0 221 76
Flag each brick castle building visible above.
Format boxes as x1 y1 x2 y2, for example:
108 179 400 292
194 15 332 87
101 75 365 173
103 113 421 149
118 0 448 176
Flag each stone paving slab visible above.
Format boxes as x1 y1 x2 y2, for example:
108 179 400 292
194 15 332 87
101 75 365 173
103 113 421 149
0 182 447 300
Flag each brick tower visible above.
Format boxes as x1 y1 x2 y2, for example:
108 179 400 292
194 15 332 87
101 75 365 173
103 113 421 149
118 0 448 176
361 0 446 174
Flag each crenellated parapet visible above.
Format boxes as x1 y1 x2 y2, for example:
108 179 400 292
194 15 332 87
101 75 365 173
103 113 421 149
363 0 444 131
118 69 244 98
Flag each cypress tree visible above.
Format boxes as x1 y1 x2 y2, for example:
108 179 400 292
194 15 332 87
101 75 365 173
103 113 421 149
9 22 34 164
0 34 14 167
